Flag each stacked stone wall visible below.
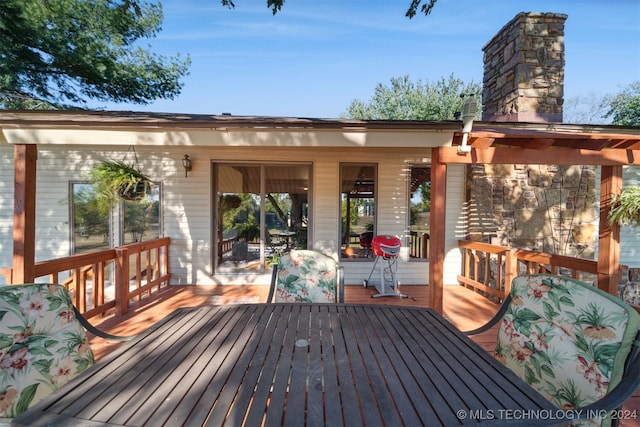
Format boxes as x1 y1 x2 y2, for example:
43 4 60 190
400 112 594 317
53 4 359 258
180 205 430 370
466 164 597 259
482 12 567 122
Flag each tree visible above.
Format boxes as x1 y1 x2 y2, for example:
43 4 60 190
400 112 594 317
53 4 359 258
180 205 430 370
220 0 438 18
563 93 611 125
604 81 640 126
0 0 190 109
342 74 481 120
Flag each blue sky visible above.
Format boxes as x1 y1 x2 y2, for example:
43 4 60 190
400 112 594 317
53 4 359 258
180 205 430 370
93 0 640 119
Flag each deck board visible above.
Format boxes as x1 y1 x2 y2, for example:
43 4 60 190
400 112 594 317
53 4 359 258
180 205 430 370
85 283 640 427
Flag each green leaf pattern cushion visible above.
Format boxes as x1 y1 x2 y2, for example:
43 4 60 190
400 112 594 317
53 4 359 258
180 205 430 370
275 250 337 303
0 284 94 417
496 275 640 426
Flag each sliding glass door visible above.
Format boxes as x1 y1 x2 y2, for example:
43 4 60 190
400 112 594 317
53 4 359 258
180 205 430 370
214 162 310 274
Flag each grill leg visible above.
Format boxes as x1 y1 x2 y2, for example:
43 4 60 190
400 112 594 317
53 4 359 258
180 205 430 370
367 256 408 298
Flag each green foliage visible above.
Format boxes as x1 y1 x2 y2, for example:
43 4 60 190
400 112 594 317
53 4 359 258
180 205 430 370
90 160 152 213
605 81 640 126
609 186 640 227
73 184 110 238
342 74 481 120
419 181 431 211
0 0 190 109
237 216 261 242
220 0 438 18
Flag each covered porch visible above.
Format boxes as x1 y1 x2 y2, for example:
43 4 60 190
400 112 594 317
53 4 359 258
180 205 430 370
2 113 640 423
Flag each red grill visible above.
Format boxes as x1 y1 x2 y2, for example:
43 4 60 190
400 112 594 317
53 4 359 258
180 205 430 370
364 235 407 298
371 235 401 258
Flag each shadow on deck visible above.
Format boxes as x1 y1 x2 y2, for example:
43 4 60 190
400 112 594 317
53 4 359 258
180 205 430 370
87 284 639 427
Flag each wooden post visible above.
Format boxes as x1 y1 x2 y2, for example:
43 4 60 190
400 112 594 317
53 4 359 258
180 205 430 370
429 148 447 314
504 248 517 297
12 144 37 284
115 246 130 315
597 165 622 295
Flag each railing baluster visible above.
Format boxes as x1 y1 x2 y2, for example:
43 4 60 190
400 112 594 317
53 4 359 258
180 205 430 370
458 240 605 303
1 238 170 318
74 267 85 312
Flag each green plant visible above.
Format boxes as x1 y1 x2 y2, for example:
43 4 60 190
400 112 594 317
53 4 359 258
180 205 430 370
90 160 152 213
609 186 640 227
237 217 261 242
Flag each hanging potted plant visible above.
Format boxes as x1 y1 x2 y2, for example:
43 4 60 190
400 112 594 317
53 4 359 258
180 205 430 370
609 186 640 227
90 159 153 212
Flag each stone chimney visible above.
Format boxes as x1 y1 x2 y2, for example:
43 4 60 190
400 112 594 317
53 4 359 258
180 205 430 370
482 12 567 122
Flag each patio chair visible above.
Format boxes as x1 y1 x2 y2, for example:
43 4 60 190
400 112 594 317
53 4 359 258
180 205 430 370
266 231 288 254
359 231 374 257
0 283 134 419
267 249 344 303
465 274 640 427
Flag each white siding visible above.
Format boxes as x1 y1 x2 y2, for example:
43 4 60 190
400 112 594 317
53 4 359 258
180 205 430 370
444 165 466 285
620 166 640 269
0 143 438 287
592 166 639 270
0 143 13 284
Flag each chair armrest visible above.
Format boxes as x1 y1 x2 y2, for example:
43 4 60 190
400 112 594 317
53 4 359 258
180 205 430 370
463 294 512 335
72 306 136 342
267 264 278 303
338 266 345 303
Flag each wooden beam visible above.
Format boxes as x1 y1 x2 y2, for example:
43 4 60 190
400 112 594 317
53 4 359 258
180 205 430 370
437 147 640 166
429 147 446 314
597 165 622 295
13 144 37 284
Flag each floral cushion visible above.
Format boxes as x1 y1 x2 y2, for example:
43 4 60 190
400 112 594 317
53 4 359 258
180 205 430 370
0 284 94 417
496 274 640 426
273 250 338 303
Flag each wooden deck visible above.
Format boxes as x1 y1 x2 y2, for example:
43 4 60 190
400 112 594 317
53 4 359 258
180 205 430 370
86 284 639 427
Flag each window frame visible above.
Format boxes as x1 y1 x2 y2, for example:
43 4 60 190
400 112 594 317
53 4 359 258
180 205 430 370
339 162 378 261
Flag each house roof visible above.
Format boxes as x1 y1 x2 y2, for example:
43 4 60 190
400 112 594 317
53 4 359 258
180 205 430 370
1 110 639 151
0 110 462 131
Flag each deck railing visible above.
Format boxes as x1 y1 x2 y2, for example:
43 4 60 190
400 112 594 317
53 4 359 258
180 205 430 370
458 240 604 303
2 237 170 319
409 231 429 259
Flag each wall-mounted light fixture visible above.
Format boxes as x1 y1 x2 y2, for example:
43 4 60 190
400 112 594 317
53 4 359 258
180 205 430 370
182 154 192 177
457 94 477 155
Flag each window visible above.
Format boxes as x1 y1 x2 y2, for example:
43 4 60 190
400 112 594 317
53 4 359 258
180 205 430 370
71 182 162 254
408 165 430 259
71 183 111 254
214 163 310 273
122 184 161 244
340 163 376 259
